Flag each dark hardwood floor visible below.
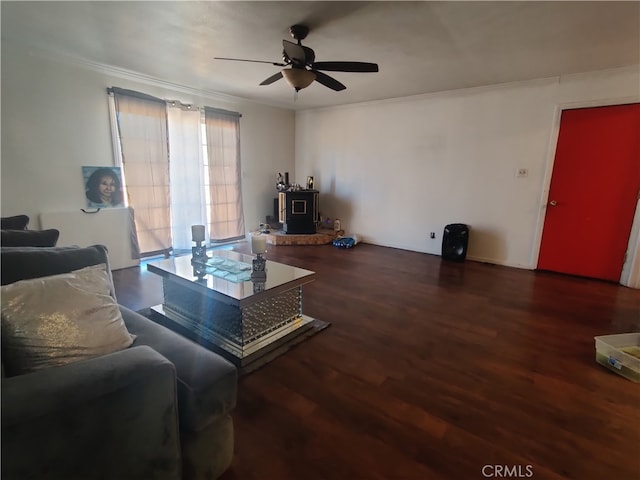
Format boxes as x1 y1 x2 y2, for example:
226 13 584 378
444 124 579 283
112 242 640 480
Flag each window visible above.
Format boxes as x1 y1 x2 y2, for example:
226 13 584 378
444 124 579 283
108 88 244 257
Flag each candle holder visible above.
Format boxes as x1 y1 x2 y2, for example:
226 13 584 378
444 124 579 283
191 224 208 262
191 241 208 262
252 253 266 276
251 254 267 292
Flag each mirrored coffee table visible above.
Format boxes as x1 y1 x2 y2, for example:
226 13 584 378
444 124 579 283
147 250 317 367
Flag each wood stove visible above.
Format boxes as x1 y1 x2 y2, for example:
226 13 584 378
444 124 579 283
278 190 319 234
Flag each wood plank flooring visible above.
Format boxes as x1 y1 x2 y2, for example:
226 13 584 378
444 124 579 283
112 242 640 480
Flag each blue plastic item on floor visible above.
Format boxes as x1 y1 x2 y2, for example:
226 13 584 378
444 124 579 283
333 236 357 249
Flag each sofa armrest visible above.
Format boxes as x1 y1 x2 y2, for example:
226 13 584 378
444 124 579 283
2 345 171 426
121 306 238 432
1 346 182 480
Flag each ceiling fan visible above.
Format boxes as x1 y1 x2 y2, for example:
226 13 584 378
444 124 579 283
214 24 379 92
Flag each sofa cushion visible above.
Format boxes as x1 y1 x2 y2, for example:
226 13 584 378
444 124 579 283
0 245 116 299
0 215 30 230
1 229 60 247
1 264 135 376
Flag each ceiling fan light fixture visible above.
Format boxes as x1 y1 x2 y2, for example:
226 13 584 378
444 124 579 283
282 69 316 91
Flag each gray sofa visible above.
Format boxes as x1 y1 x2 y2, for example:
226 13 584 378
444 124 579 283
1 245 237 480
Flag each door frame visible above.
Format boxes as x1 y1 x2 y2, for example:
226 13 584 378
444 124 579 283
532 97 640 288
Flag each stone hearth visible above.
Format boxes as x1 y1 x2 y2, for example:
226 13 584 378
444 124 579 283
264 228 344 246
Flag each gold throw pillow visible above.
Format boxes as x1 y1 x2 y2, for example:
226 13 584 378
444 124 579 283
1 264 135 376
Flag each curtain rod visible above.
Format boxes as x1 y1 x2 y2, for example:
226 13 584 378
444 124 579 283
204 106 242 118
107 87 242 117
107 87 165 105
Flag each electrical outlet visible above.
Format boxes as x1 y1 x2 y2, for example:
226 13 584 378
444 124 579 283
516 168 528 178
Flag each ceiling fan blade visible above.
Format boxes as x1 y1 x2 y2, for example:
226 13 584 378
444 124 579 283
282 40 306 64
312 61 379 73
313 71 346 91
214 57 286 67
259 71 284 86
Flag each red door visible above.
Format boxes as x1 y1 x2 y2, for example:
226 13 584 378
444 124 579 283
538 103 640 282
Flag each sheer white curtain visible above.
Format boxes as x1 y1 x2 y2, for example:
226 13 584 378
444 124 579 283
167 105 207 251
204 107 245 241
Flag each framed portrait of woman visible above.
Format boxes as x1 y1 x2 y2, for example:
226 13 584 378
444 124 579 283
82 166 125 208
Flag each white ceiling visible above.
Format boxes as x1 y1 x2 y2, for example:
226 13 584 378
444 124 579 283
2 1 639 110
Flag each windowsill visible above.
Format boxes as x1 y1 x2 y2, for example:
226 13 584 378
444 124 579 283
139 239 246 267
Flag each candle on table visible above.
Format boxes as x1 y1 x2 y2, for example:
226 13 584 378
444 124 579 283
251 234 267 254
191 225 205 243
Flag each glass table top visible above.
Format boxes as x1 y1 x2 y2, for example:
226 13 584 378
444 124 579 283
146 249 315 301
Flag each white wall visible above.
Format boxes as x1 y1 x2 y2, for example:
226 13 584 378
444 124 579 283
1 44 294 237
3 44 638 283
295 66 640 273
